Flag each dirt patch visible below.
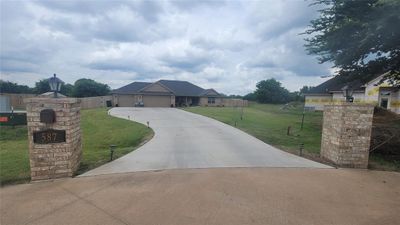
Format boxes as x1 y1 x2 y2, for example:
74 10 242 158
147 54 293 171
369 107 400 171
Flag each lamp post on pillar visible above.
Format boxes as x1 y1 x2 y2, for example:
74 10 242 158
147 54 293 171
48 74 64 98
24 88 82 181
341 85 354 103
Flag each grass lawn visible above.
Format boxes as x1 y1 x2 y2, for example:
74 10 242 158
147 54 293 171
184 102 399 171
185 102 323 154
0 108 153 185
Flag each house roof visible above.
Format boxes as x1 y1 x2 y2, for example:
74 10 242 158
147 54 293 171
158 80 205 96
112 82 151 94
307 73 382 94
112 80 219 97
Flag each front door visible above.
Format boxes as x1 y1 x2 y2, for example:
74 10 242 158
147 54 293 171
380 98 388 109
379 90 391 109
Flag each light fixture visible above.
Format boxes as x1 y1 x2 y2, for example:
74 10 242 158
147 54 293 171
48 74 64 98
341 85 354 103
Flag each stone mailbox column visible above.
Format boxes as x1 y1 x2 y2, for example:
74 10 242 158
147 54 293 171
25 98 82 181
321 103 374 168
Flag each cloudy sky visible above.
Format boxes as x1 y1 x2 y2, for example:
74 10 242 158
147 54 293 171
0 0 333 95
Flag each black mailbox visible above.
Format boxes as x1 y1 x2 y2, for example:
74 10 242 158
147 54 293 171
40 109 56 124
106 100 112 107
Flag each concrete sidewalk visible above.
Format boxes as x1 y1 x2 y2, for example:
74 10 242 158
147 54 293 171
1 168 400 225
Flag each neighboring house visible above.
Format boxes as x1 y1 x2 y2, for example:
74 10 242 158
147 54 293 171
305 73 400 114
112 80 225 107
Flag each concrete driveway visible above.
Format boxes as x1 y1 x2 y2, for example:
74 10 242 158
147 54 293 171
83 108 329 176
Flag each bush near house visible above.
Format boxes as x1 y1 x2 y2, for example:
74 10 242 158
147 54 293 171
0 108 153 185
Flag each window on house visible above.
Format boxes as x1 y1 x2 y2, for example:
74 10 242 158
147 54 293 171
208 97 215 104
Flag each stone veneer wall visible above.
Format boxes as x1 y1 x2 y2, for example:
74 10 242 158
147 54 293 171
321 103 374 168
25 98 82 181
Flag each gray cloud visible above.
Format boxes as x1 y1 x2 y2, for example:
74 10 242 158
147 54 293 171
39 9 160 43
1 0 333 95
159 50 213 73
170 0 226 11
88 61 139 73
35 0 164 22
87 59 171 80
136 1 165 23
246 0 320 40
190 36 248 52
242 26 332 77
0 59 39 73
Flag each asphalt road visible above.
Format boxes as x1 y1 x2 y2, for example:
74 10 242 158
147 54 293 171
82 108 329 176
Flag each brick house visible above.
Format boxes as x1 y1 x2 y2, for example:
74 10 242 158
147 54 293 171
112 80 225 107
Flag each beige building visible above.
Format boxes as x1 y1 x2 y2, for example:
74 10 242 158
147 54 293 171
112 80 226 107
305 74 400 114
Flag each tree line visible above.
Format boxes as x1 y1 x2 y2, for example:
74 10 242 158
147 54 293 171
0 78 111 97
243 78 312 104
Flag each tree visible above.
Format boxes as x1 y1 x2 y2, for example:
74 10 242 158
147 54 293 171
254 79 292 104
296 85 314 102
290 91 302 102
34 79 51 94
228 94 243 99
72 78 110 97
62 84 74 97
299 86 313 95
304 0 400 84
243 92 256 101
0 80 33 93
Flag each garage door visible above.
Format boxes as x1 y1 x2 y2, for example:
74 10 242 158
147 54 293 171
117 95 135 107
143 95 171 107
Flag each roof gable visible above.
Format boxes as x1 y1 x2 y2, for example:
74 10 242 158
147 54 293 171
200 89 220 96
139 82 173 94
363 73 389 87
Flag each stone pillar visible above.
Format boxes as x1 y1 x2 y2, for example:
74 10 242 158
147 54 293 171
25 98 82 181
321 103 374 168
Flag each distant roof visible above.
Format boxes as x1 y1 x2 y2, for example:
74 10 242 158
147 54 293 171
307 73 382 94
200 88 220 96
113 80 218 97
112 82 151 94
